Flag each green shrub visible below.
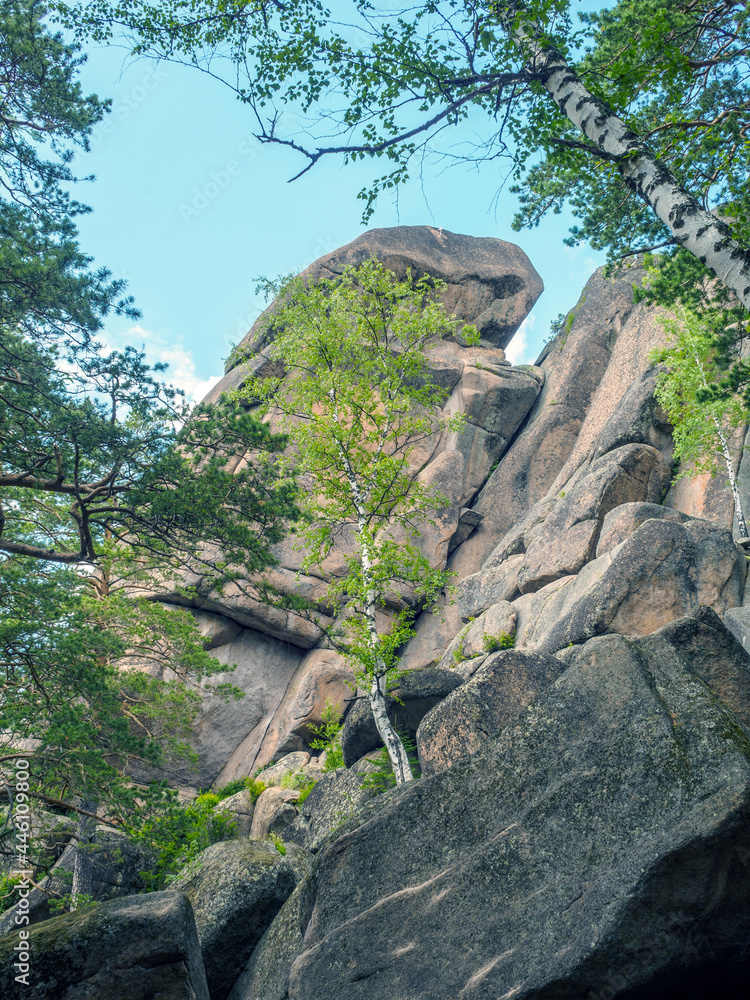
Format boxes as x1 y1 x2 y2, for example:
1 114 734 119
360 729 420 795
309 699 345 771
482 631 515 653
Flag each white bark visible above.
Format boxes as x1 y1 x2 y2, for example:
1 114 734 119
507 13 750 310
331 392 413 784
692 353 750 537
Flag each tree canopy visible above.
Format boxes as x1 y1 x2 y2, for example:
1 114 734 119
237 260 465 783
0 0 301 892
59 1 750 314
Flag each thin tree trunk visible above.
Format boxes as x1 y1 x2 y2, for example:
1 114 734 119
691 352 750 537
504 9 750 310
714 418 749 538
331 399 413 784
71 798 97 908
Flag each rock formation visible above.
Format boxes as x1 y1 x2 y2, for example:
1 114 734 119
6 225 750 1000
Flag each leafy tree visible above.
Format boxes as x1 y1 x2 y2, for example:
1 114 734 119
60 0 750 312
651 305 749 537
0 0 301 906
236 260 465 784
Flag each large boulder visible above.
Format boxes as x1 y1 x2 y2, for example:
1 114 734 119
169 838 312 1000
241 615 750 1000
250 787 302 839
0 891 208 1000
512 513 745 655
284 767 377 854
417 648 566 777
216 226 544 366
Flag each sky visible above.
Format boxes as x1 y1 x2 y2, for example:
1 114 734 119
70 11 605 403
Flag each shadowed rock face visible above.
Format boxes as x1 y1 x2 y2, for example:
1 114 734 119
0 892 210 1000
235 613 750 1000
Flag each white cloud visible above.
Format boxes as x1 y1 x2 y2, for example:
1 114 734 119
99 325 222 403
505 314 535 365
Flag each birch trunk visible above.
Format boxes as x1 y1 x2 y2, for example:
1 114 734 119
332 399 414 784
691 353 750 537
505 10 750 310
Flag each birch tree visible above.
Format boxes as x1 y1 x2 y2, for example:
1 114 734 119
62 0 750 310
237 261 464 784
652 306 749 537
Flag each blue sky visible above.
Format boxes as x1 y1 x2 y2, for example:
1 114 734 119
71 24 605 402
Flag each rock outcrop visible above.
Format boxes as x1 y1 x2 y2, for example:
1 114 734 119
235 610 750 1000
0 891 209 1000
170 839 311 1000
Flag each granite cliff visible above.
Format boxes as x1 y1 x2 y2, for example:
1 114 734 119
4 226 750 1000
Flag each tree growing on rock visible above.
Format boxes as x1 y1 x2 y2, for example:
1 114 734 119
652 306 749 538
0 0 301 908
237 260 465 784
62 0 750 316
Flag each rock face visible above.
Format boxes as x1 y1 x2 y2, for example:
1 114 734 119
170 839 311 1000
215 226 544 366
70 230 750 998
241 612 750 1000
0 891 209 1000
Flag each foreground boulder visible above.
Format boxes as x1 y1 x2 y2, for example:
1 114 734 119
417 649 565 777
169 838 312 1000
0 891 208 1000
239 612 750 1000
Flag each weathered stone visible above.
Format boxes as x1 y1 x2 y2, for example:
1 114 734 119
724 606 750 654
250 787 301 839
227 880 311 1000
250 623 750 1000
170 839 312 1000
249 649 356 767
591 365 673 460
0 891 209 1000
255 752 311 787
664 420 747 531
516 443 671 594
449 265 644 578
213 788 256 837
455 553 525 620
191 610 242 649
140 627 305 789
595 501 690 557
417 649 565 777
437 600 517 672
340 669 464 767
513 515 745 655
658 605 750 731
447 507 483 554
233 226 543 357
284 768 377 854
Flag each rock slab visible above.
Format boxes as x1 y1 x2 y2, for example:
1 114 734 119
243 616 750 1000
0 891 208 1000
170 839 312 1000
